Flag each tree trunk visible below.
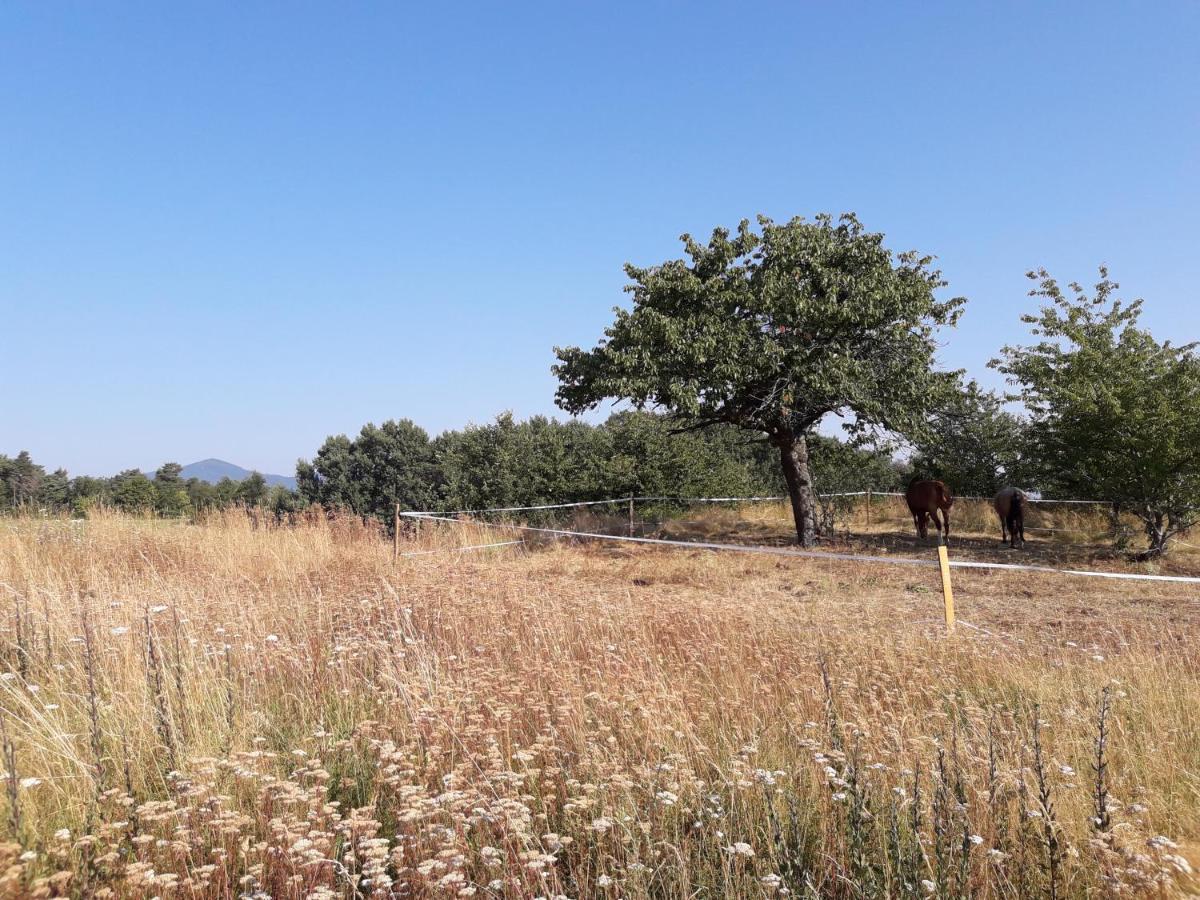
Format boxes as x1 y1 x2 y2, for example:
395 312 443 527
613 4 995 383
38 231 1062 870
1135 511 1169 561
777 432 818 548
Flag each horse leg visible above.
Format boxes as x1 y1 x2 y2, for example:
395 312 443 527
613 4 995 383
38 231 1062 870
918 512 929 540
944 508 950 541
928 509 940 541
999 513 1008 545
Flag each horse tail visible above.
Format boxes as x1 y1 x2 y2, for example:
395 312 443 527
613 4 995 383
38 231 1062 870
1010 491 1023 519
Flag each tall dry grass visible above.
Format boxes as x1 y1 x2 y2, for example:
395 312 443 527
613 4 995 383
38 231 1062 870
0 509 1197 897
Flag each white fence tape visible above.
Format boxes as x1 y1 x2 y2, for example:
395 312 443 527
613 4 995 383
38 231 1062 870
402 512 1200 584
412 492 1117 517
429 499 629 516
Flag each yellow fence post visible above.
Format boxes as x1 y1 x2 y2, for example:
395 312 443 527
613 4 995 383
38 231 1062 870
937 537 955 632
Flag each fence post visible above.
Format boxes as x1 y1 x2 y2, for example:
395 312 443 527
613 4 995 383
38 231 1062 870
866 489 872 530
628 497 635 537
393 503 400 561
936 535 955 632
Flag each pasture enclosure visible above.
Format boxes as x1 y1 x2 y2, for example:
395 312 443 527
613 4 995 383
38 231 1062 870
0 510 1197 897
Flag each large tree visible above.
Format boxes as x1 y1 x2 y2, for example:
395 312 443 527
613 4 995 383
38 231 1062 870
993 268 1200 558
554 214 964 546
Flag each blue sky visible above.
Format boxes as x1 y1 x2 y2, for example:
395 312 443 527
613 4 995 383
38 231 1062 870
2 2 1197 476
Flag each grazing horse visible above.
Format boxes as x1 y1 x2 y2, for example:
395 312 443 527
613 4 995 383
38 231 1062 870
905 479 954 541
993 486 1027 548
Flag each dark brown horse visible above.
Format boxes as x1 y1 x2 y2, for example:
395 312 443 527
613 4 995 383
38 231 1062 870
905 479 954 541
993 486 1027 548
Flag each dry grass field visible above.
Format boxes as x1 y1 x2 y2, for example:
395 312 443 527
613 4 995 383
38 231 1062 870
0 509 1198 897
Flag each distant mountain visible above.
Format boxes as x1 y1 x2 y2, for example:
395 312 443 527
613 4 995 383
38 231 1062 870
180 459 297 490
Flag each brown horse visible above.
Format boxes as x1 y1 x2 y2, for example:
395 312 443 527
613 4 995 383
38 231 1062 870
993 486 1027 548
905 479 954 541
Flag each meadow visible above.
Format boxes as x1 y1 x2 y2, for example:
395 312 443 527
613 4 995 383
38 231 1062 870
0 508 1197 898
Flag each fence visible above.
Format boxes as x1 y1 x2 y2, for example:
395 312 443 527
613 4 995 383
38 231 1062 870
397 494 1200 637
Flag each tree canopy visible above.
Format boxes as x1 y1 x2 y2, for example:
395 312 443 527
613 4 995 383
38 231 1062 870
554 213 964 545
992 268 1200 557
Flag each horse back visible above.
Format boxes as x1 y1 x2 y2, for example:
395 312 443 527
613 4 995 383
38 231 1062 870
906 479 951 513
993 486 1024 518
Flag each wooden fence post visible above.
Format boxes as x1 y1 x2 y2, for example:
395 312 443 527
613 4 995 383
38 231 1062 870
866 490 872 530
628 497 635 537
393 503 400 561
937 536 955 632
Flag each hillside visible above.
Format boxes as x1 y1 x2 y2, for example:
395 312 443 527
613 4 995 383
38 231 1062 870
180 458 297 490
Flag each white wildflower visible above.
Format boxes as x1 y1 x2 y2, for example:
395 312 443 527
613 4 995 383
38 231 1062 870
726 842 754 857
1164 854 1193 874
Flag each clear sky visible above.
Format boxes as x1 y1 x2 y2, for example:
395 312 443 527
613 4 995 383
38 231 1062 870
2 2 1197 477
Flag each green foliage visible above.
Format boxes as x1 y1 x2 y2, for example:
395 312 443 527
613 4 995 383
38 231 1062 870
553 213 964 544
153 463 191 516
435 413 608 511
909 380 1029 497
992 268 1200 556
111 469 157 512
604 411 769 499
0 451 45 510
37 468 71 510
298 419 439 524
555 214 963 436
237 472 269 507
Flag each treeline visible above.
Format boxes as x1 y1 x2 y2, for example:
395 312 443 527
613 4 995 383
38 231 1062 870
296 410 908 526
4 412 908 525
0 454 302 518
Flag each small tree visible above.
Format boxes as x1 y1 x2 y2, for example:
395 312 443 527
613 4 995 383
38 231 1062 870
554 214 963 546
111 470 156 512
992 268 1200 558
237 472 269 507
153 463 191 517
